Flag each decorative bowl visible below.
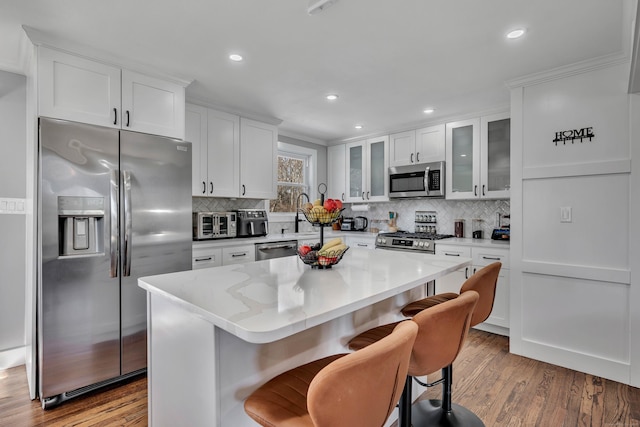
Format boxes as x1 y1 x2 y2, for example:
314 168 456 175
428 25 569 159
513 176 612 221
297 246 349 269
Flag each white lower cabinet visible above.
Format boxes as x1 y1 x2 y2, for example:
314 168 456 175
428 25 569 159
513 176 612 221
436 243 510 335
192 246 222 270
345 234 376 249
222 244 256 265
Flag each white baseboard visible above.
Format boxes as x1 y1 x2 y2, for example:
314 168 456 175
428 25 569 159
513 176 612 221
0 346 25 370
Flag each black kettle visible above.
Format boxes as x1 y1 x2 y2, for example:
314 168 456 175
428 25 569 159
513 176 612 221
353 216 368 231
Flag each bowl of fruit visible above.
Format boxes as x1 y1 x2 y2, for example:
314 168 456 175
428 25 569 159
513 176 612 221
299 198 344 225
298 238 349 269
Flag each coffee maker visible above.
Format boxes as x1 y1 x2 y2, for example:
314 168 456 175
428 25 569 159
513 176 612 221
235 209 269 237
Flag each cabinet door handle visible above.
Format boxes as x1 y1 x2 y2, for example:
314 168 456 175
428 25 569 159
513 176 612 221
444 252 460 256
416 152 420 162
342 192 345 201
242 185 246 196
361 192 365 200
465 267 469 279
482 256 501 261
126 110 130 127
482 185 486 196
202 181 206 194
113 108 118 125
410 153 414 163
474 185 478 196
210 182 214 194
195 257 212 262
366 191 370 200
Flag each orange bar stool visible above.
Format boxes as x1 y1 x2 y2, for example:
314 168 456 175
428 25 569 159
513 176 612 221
348 290 479 427
243 320 418 427
398 261 502 426
402 262 502 323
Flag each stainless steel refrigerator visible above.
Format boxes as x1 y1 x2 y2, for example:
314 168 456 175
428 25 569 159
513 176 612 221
37 117 192 408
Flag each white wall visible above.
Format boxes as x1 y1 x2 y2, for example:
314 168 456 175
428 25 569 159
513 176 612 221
510 59 635 385
0 70 27 369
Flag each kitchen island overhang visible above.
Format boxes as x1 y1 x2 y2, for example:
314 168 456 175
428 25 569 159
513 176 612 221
139 248 472 426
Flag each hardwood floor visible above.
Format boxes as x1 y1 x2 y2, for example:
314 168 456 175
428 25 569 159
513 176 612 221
1 330 639 426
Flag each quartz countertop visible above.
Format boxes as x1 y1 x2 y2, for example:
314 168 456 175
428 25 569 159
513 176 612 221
192 230 375 248
438 237 510 248
139 248 471 344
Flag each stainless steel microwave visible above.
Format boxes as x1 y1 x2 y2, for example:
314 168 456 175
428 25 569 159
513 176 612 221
193 212 237 240
388 161 445 198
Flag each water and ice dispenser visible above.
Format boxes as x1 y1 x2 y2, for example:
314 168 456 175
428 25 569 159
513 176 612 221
58 196 105 256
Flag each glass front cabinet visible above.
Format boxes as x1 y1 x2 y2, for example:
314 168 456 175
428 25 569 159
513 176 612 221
345 136 389 203
445 112 510 199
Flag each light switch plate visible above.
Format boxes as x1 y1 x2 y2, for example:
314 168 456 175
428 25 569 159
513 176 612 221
560 206 572 223
0 198 26 214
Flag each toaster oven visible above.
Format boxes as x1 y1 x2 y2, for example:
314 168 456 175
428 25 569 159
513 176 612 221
193 212 237 240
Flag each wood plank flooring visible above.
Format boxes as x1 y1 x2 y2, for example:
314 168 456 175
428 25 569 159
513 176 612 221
1 330 639 426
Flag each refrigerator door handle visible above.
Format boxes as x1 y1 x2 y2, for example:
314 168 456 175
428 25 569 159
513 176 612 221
123 170 133 277
110 170 119 278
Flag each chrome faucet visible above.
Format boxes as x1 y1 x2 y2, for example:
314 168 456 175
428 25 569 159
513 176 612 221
295 192 310 233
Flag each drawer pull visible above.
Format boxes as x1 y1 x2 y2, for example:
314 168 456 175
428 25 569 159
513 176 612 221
444 253 460 256
231 253 247 257
195 257 212 262
482 256 501 261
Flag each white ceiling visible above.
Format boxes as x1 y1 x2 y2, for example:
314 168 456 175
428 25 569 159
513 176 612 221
0 0 636 143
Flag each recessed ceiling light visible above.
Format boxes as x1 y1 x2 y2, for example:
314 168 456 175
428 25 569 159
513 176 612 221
229 54 243 62
460 154 467 157
506 28 526 39
354 124 363 129
326 94 339 101
423 108 435 114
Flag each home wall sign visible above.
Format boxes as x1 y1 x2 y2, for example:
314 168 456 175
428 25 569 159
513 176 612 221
553 127 594 145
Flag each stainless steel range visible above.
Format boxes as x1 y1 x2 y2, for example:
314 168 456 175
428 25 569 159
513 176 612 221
375 231 454 254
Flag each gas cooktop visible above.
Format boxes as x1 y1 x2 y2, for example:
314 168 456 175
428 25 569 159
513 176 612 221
375 231 454 253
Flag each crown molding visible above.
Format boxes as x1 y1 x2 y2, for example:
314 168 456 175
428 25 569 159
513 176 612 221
506 52 630 89
22 25 193 87
186 95 283 127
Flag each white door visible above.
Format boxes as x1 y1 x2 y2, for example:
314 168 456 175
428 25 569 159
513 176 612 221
121 70 185 139
185 104 209 196
389 130 416 166
416 124 445 164
209 110 240 197
38 47 121 128
240 118 277 199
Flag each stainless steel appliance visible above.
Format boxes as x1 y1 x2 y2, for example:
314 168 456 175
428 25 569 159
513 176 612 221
38 118 192 408
255 240 298 260
193 212 237 240
375 231 454 254
388 161 445 198
353 216 368 231
341 217 355 231
236 209 268 237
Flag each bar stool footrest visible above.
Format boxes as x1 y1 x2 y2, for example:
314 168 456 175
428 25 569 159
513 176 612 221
411 399 485 427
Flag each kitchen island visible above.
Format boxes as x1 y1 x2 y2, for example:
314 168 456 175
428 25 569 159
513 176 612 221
138 248 471 427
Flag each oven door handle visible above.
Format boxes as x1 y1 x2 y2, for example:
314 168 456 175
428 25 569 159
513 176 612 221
424 166 430 196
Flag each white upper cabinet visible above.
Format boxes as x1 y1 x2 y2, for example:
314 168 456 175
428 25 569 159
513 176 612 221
38 47 186 139
416 124 445 164
345 135 389 203
208 110 240 198
389 124 444 167
185 104 209 196
121 70 185 139
240 118 277 199
446 113 510 199
38 47 121 128
186 105 274 199
327 144 346 202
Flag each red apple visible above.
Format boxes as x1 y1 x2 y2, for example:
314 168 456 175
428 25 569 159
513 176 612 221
334 199 343 210
323 198 337 212
299 245 312 256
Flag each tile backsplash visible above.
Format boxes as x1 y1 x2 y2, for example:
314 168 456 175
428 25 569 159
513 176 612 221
193 197 510 238
342 199 510 238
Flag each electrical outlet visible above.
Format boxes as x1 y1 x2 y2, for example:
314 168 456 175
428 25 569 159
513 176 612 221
560 207 572 223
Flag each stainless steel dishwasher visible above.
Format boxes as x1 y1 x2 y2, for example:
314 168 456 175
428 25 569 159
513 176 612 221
255 240 298 260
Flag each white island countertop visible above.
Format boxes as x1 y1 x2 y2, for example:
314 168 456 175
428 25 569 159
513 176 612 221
138 248 471 344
